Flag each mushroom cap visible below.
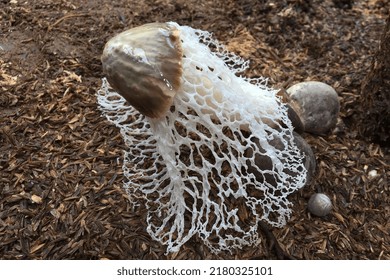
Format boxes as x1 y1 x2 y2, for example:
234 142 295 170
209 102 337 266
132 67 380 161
101 22 183 118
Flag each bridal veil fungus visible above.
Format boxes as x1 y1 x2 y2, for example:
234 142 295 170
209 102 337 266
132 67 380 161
98 22 307 253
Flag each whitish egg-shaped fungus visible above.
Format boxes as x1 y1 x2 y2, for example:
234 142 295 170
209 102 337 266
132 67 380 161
308 193 333 217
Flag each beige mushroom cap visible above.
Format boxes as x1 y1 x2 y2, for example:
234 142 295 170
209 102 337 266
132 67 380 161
101 22 183 118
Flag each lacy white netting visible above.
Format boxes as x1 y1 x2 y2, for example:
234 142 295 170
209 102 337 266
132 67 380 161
97 22 307 253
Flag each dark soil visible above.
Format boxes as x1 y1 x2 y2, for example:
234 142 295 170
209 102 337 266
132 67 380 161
1 0 389 259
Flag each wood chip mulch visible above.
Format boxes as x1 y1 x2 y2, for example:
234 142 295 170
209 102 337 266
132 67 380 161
1 0 389 259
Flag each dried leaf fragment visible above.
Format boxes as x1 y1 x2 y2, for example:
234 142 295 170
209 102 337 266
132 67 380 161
31 194 43 204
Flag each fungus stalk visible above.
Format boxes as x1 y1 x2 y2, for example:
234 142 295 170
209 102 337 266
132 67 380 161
98 22 307 253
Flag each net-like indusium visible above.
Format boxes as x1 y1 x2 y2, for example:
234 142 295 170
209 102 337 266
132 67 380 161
97 22 307 253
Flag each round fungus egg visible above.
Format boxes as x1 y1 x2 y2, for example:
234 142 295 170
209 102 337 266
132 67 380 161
286 81 340 135
98 22 308 253
308 193 333 217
